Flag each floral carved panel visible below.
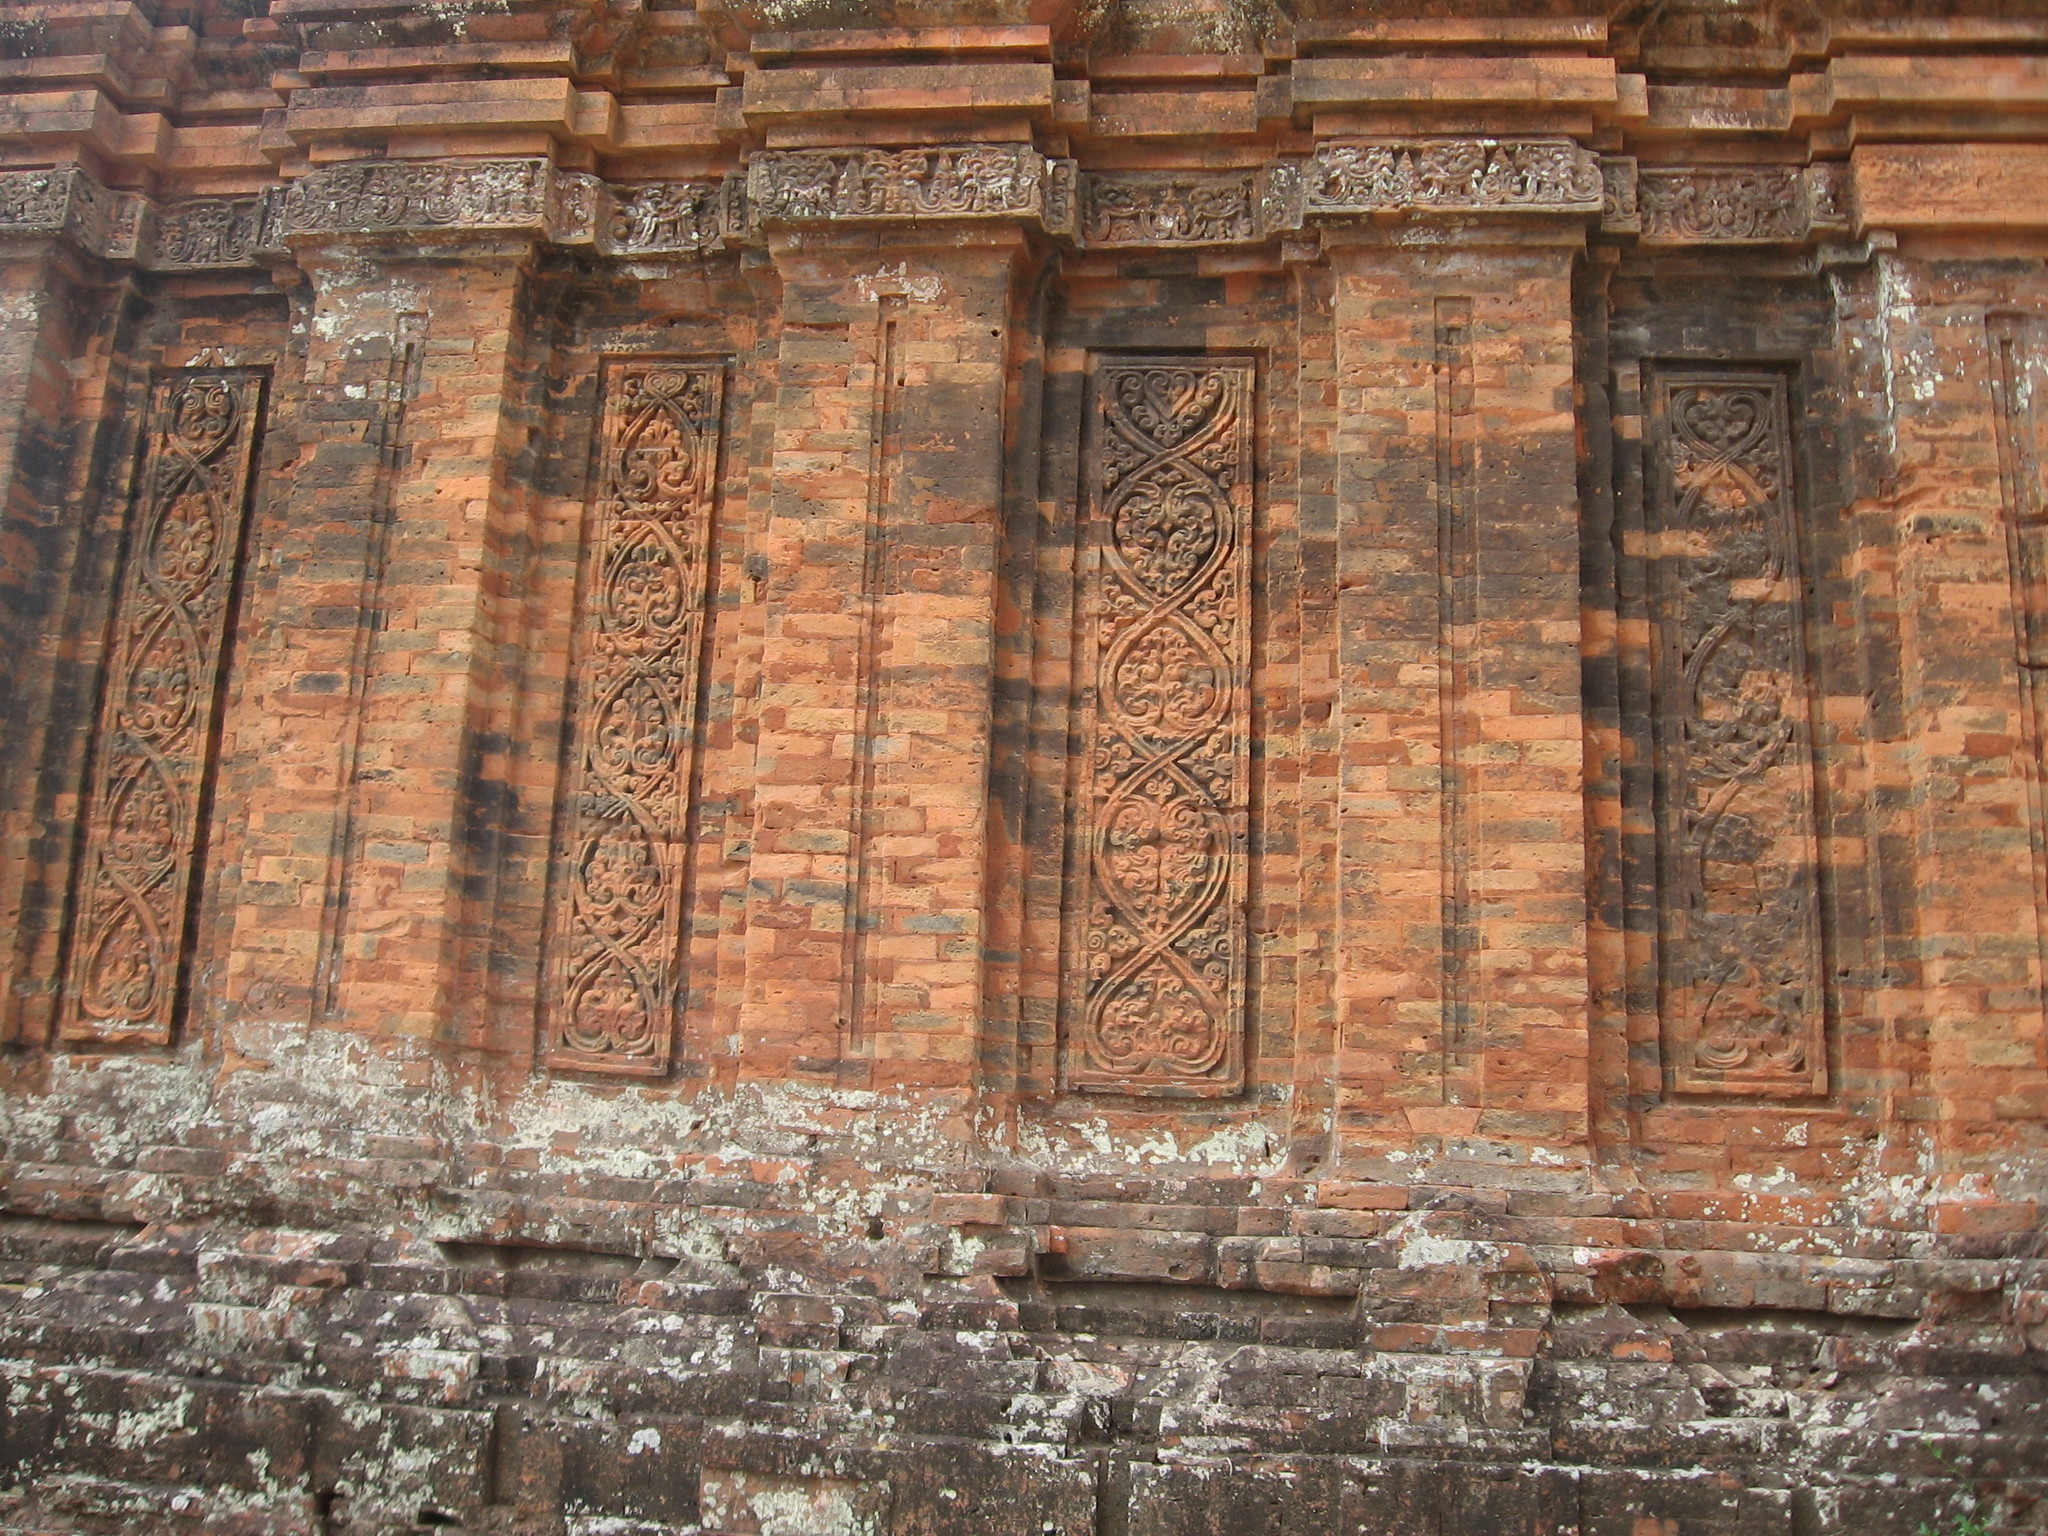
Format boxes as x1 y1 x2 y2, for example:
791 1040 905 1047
1069 358 1253 1097
61 370 266 1046
545 363 725 1075
1648 371 1828 1096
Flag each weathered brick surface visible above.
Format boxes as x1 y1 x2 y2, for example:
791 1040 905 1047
0 1 2046 1531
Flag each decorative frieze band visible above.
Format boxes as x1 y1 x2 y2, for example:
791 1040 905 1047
152 195 274 269
1083 171 1259 247
1304 138 1606 215
0 167 145 261
0 161 739 266
0 153 1862 264
1598 160 1852 244
599 179 730 256
746 144 1061 228
284 157 551 236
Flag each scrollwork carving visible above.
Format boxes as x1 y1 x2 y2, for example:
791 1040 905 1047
1649 372 1827 1096
1070 357 1253 1096
61 371 265 1046
545 363 725 1075
1305 138 1604 215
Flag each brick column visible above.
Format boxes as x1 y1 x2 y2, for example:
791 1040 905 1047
223 232 537 1046
1324 225 1592 1154
739 226 1032 1094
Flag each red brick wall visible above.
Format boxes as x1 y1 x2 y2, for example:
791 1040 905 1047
0 3 2044 1531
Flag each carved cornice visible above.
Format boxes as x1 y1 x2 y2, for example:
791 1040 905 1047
283 157 553 238
1597 160 1853 245
596 179 729 256
0 153 1865 266
1303 138 1606 216
0 167 140 259
746 145 1067 230
152 195 276 269
0 168 273 269
0 168 93 238
1642 165 1803 243
1081 170 1259 247
0 161 742 267
288 161 743 254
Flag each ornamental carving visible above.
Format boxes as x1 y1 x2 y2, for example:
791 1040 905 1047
549 171 603 248
1041 157 1079 240
1305 138 1604 214
1082 172 1257 247
545 362 725 1075
1257 160 1306 234
1637 167 1804 244
601 181 722 255
1803 163 1852 232
283 158 551 236
0 167 73 229
1071 357 1253 1096
61 371 265 1046
152 198 266 268
0 167 127 253
746 145 1049 225
1601 157 1641 233
1649 372 1827 1096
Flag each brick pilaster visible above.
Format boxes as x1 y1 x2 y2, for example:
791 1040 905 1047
739 228 1034 1094
1859 246 2048 1164
222 237 538 1047
1324 226 1592 1155
0 239 136 1045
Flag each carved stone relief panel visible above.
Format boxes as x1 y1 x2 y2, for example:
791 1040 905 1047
1068 358 1253 1097
545 363 725 1075
1648 371 1829 1096
60 370 266 1046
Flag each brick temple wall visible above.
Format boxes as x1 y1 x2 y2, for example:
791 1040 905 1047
0 0 2046 1531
